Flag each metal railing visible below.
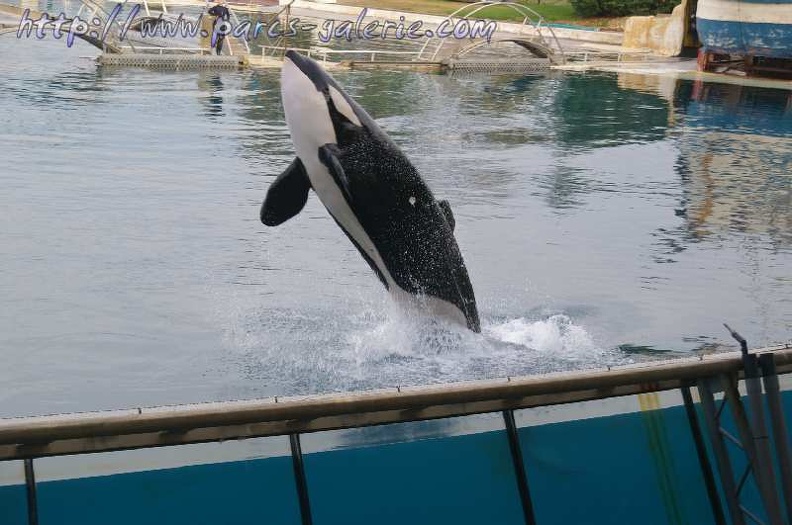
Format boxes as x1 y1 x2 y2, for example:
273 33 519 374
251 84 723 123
1 344 790 461
417 1 566 64
261 45 425 64
3 343 792 525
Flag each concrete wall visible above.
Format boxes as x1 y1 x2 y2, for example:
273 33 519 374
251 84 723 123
622 0 686 56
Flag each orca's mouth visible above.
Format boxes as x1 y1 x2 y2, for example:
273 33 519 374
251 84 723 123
284 50 330 94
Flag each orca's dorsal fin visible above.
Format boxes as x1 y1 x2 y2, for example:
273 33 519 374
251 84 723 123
318 144 354 204
261 157 312 226
439 200 455 230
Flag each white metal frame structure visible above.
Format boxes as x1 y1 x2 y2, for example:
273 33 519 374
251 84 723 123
417 1 566 64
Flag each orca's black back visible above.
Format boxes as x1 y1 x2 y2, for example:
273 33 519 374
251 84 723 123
335 131 480 332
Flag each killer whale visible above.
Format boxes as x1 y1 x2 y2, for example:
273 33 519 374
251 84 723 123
261 50 480 333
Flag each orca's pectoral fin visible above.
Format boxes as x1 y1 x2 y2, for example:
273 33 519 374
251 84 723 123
318 144 353 204
439 200 455 230
261 157 312 226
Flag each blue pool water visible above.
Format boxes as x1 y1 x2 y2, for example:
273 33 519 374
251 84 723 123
0 33 790 417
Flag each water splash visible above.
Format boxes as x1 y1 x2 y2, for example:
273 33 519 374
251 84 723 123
221 298 626 399
486 314 602 360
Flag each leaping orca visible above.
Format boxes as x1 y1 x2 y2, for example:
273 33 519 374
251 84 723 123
261 50 481 333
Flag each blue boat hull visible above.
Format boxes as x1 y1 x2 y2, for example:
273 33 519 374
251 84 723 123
696 0 792 58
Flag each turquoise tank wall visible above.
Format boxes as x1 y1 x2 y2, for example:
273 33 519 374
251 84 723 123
0 481 26 525
305 430 525 524
1 457 303 525
523 406 715 524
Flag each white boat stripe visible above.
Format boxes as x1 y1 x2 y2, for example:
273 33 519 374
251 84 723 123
697 0 792 24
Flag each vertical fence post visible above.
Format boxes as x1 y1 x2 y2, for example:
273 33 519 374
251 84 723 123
681 384 726 525
698 378 746 525
732 351 785 525
289 434 313 525
502 410 537 525
23 459 38 525
759 353 792 523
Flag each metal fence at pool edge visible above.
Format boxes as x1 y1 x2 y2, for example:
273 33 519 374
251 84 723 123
3 343 792 525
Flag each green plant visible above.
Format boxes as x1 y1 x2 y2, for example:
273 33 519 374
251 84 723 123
571 0 678 16
569 0 603 17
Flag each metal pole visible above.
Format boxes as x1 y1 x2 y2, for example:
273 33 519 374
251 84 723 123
698 378 746 525
281 3 289 59
502 410 537 525
289 434 313 525
722 375 784 525
23 459 38 525
724 324 785 525
681 384 727 525
759 353 792 524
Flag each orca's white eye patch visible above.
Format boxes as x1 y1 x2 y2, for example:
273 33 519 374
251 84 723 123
328 86 361 127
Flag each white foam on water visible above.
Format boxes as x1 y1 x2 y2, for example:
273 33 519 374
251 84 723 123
485 314 603 362
219 290 627 399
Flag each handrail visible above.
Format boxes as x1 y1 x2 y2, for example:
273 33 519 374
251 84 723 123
416 1 566 64
260 45 423 64
0 344 790 460
261 0 294 56
227 4 250 56
261 46 421 55
0 0 130 52
116 45 213 52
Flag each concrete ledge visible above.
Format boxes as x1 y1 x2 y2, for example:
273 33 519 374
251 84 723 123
98 53 246 68
623 1 685 56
